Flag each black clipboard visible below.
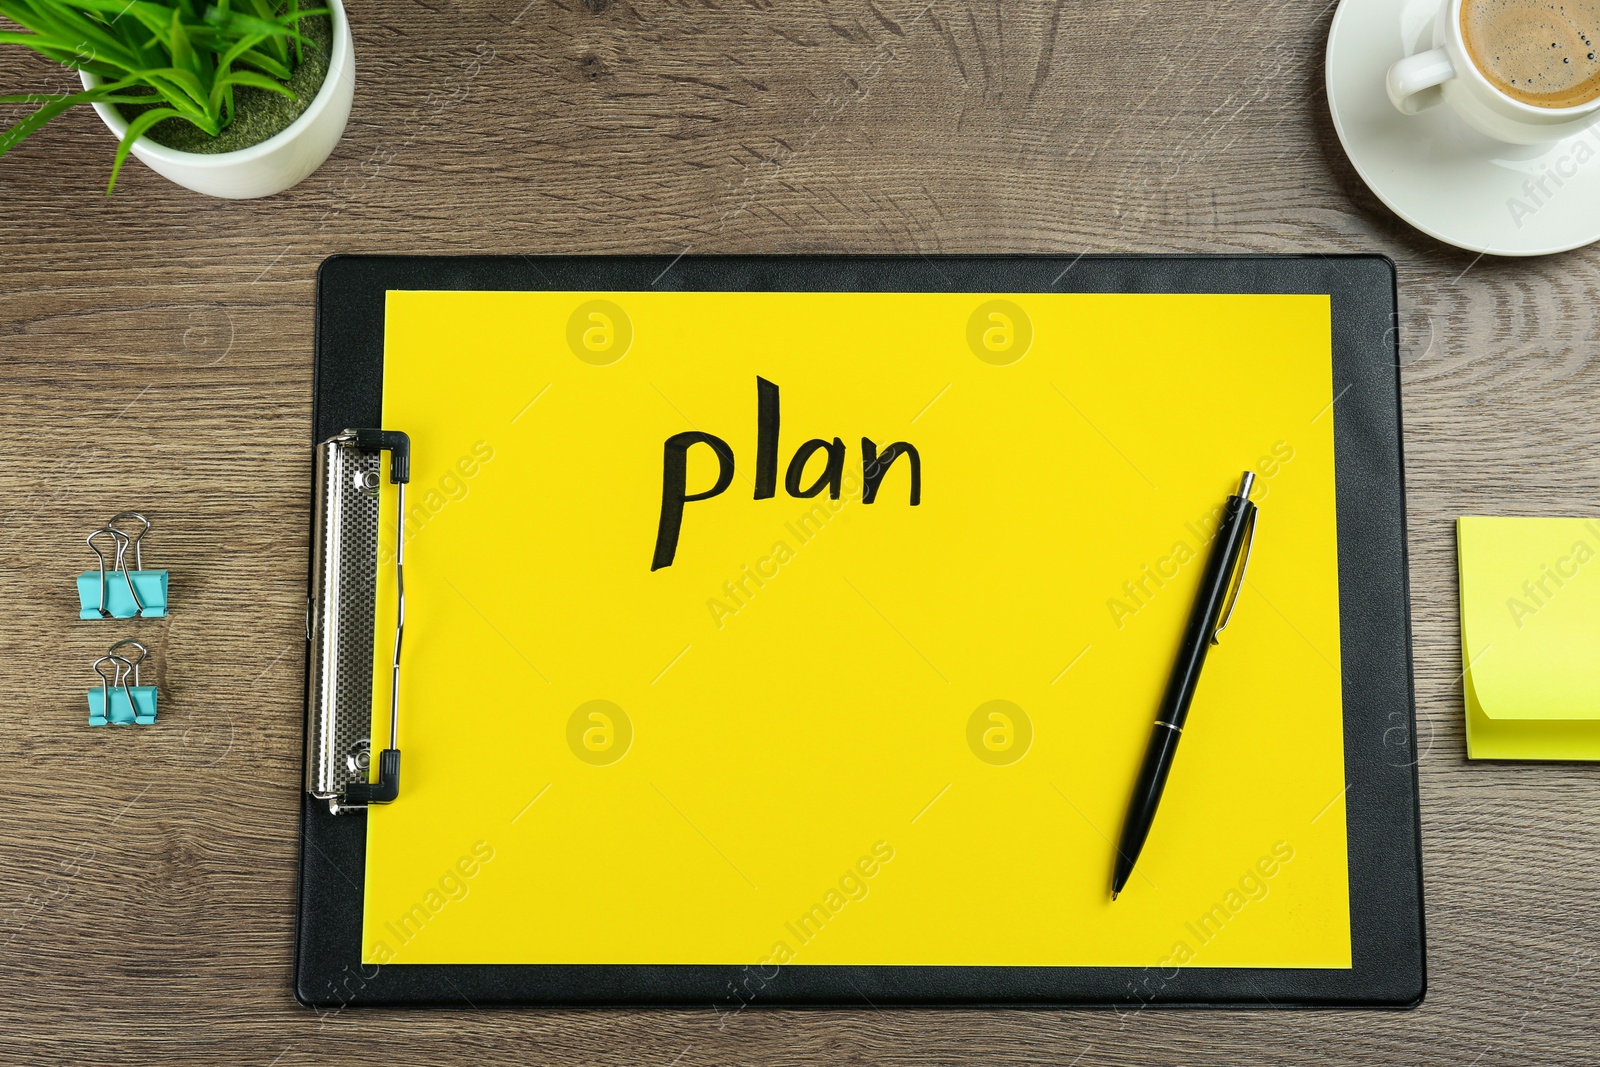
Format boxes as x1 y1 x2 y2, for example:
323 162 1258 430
296 254 1424 1008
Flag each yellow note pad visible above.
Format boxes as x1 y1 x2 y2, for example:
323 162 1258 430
363 291 1351 969
1459 515 1600 759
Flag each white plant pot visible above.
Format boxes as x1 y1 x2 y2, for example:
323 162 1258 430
79 0 354 199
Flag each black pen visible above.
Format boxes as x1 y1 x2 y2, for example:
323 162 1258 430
1111 471 1259 901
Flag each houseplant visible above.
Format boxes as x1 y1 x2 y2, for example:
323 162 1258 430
0 0 353 197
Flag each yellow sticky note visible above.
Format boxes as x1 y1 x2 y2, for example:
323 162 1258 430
1459 516 1600 759
361 290 1351 970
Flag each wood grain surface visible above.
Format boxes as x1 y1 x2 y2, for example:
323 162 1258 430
4 0 1599 1063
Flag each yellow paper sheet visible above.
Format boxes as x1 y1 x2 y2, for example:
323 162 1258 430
362 290 1351 969
1459 515 1600 759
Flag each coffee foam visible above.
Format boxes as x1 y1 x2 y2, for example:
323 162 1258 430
1462 0 1600 107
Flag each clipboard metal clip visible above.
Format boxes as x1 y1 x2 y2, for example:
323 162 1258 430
306 428 410 814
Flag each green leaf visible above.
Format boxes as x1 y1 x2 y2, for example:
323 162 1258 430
231 45 289 79
63 0 190 40
0 91 81 103
1 3 141 69
197 8 323 43
216 67 294 98
89 92 166 104
0 79 139 159
0 31 121 75
213 31 266 72
108 104 187 192
0 96 86 158
202 7 306 64
131 65 208 108
167 5 195 74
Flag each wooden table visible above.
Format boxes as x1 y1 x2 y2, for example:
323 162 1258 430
3 0 1597 1063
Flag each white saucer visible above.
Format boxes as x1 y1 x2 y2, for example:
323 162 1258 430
1327 0 1600 256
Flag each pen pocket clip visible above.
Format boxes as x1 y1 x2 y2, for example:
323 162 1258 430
1212 502 1257 644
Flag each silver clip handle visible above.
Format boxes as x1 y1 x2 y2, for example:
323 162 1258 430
108 639 148 688
107 512 151 571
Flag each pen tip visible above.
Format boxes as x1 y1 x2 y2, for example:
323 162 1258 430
1110 889 1119 902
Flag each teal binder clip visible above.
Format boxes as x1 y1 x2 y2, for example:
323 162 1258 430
88 640 157 726
78 512 168 619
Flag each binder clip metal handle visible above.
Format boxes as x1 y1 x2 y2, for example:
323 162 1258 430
84 527 131 619
307 428 409 813
108 512 150 571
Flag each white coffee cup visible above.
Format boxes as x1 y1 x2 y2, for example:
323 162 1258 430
1386 0 1600 145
